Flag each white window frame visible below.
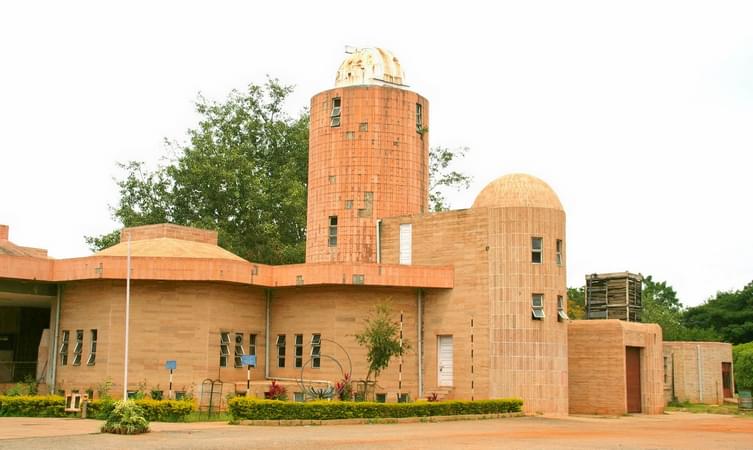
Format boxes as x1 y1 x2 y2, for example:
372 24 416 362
328 216 338 247
276 335 286 368
330 97 341 127
219 332 230 368
557 295 569 321
532 237 543 264
311 334 321 368
59 330 69 366
234 333 244 368
399 223 412 265
248 334 257 368
87 329 97 366
72 330 83 366
532 294 545 320
294 334 303 368
556 239 563 266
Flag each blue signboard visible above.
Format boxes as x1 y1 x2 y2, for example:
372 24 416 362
240 355 256 367
165 360 177 370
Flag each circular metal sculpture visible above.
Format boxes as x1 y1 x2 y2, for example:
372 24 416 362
297 337 352 400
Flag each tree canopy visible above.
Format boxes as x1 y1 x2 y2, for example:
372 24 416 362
641 275 720 341
87 79 471 263
684 281 753 345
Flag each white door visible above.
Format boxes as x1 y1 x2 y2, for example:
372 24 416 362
437 335 453 386
399 223 412 265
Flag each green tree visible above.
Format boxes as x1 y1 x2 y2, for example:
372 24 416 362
86 79 309 265
354 300 409 390
641 275 719 341
428 146 472 212
567 286 586 320
733 341 753 390
684 281 753 345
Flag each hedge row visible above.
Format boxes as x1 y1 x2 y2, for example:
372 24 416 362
0 395 71 417
228 398 523 421
90 399 194 421
0 395 193 421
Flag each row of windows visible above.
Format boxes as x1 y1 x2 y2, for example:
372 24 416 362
531 237 563 265
330 97 424 133
277 334 321 368
531 295 569 322
59 329 97 366
220 332 257 368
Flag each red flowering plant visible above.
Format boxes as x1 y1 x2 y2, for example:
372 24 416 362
335 373 353 401
265 381 288 400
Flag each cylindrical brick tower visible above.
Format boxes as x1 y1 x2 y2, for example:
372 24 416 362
306 48 429 263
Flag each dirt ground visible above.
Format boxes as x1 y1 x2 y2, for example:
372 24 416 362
0 412 751 449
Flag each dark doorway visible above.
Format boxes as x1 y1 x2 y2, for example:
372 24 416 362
722 362 733 398
625 346 642 413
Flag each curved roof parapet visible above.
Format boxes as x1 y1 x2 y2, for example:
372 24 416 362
335 47 407 88
96 224 246 261
472 173 564 211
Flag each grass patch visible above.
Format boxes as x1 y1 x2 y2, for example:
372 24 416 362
666 401 753 417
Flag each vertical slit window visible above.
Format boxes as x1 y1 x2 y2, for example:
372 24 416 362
557 295 569 321
276 335 286 368
295 334 303 368
87 329 97 366
532 294 545 320
59 330 69 366
532 237 543 264
311 334 321 368
330 97 341 127
416 103 423 132
556 239 563 265
72 330 83 366
328 216 338 247
220 332 230 368
234 333 244 368
248 334 257 367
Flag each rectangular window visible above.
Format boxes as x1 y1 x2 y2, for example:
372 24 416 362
295 334 303 368
328 216 338 247
311 334 321 368
556 239 563 265
59 330 69 366
416 103 423 132
532 294 545 320
72 330 83 366
330 97 341 127
220 332 230 368
234 333 244 368
248 334 257 367
87 329 97 366
557 295 569 321
276 335 286 368
399 223 412 265
663 356 670 385
532 237 543 264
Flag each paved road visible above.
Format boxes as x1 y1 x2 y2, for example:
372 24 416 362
0 412 751 449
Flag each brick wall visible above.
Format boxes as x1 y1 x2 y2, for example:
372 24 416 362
663 341 733 404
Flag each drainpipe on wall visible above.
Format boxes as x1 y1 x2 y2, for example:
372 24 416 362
417 288 423 399
376 219 382 264
697 344 704 403
50 285 62 393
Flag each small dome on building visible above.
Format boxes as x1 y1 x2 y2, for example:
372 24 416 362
335 47 406 88
472 173 563 210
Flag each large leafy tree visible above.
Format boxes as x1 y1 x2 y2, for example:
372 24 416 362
87 80 471 263
641 275 719 341
567 286 586 320
86 79 309 264
684 281 753 345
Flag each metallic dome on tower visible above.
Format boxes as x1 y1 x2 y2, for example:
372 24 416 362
335 47 406 88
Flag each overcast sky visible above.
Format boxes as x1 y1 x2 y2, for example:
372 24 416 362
1 1 751 306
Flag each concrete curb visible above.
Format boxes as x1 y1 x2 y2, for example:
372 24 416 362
237 412 525 426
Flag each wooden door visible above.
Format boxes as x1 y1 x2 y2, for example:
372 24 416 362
437 335 453 386
625 346 642 413
722 362 732 398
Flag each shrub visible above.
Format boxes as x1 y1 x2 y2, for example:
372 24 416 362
733 342 753 390
4 375 38 396
228 398 523 421
0 395 69 417
265 381 287 400
101 400 150 435
90 398 194 421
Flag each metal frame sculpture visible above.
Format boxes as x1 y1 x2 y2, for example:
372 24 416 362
297 337 352 400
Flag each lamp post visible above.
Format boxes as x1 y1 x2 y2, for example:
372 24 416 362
123 232 131 399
